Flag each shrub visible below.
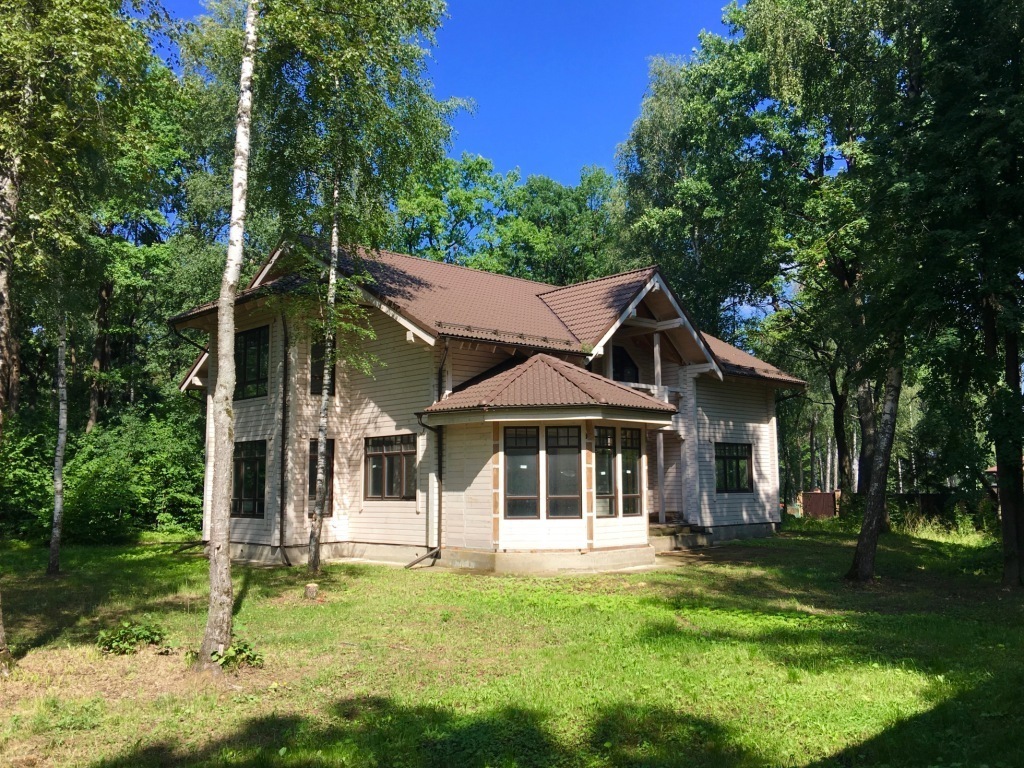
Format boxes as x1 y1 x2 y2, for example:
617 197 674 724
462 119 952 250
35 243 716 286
97 619 167 655
209 639 265 670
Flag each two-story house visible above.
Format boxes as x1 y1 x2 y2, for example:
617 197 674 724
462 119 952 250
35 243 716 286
170 246 803 573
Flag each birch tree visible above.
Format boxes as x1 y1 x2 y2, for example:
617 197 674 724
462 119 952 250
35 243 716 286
0 587 11 676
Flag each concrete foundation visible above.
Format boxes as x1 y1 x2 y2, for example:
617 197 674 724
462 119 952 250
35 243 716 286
700 522 778 545
227 540 433 566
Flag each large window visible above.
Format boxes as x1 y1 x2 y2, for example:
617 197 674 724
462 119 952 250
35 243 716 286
546 427 582 518
365 435 417 500
308 439 334 516
232 441 266 518
505 427 539 518
310 339 336 397
595 427 616 518
621 428 642 516
234 326 269 400
715 443 753 493
613 346 640 384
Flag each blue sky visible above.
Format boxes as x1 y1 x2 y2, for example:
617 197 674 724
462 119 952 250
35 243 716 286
163 0 730 185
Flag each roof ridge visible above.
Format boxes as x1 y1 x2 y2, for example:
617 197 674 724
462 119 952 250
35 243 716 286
535 265 658 297
540 355 613 405
356 246 561 290
478 354 544 407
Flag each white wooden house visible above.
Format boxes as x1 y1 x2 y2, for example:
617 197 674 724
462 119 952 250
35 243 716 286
171 247 803 572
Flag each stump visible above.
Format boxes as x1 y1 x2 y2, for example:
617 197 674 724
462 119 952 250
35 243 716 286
304 583 319 600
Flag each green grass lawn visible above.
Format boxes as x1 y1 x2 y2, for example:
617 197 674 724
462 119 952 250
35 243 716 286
1 528 1022 768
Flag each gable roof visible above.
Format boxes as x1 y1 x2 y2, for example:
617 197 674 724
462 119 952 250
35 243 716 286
423 353 677 414
537 268 657 347
702 333 806 388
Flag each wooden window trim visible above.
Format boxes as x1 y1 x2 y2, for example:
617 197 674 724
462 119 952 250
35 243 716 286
364 435 417 501
231 440 266 518
504 426 540 519
234 325 269 400
715 442 754 493
546 426 582 519
595 426 617 518
621 428 643 516
307 438 335 517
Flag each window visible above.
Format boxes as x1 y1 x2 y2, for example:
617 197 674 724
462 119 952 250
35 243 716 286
546 427 581 518
232 441 266 518
307 439 335 516
505 427 539 518
310 339 336 397
595 427 616 518
365 435 417 500
715 443 753 493
613 346 640 383
234 326 269 400
621 428 642 516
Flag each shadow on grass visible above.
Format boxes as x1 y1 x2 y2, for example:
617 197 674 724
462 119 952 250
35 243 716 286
0 543 368 658
92 697 758 768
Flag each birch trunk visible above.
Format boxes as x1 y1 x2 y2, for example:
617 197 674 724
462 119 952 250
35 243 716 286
0 154 19 441
309 181 341 574
848 345 904 582
47 312 68 576
0 588 12 676
197 0 259 669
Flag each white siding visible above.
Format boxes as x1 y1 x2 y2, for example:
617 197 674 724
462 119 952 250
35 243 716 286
695 378 780 528
441 423 494 550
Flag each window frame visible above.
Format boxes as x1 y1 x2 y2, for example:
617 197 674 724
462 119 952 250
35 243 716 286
504 426 540 519
594 426 617 518
715 442 754 493
307 438 335 517
234 325 270 400
364 434 417 501
309 338 336 397
620 428 643 517
545 426 582 519
231 440 267 519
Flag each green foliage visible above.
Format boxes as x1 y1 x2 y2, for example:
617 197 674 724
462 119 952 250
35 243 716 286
0 420 54 541
97 618 167 655
209 638 264 670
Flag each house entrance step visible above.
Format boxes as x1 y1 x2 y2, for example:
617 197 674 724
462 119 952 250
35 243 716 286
649 527 713 553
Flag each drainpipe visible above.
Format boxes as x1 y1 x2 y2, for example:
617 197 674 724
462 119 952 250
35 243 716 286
278 313 292 565
406 340 449 568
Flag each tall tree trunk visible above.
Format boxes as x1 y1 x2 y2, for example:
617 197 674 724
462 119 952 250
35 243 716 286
993 328 1024 588
828 370 853 491
848 345 904 582
87 279 113 433
0 153 19 441
0 587 12 676
47 312 68 576
808 414 817 489
855 379 876 493
309 180 340 575
197 0 259 670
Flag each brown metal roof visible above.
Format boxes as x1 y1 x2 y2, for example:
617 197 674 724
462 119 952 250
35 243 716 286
701 333 806 388
537 268 657 347
423 354 677 414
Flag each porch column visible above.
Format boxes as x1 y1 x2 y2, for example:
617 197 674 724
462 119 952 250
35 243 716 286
654 332 666 524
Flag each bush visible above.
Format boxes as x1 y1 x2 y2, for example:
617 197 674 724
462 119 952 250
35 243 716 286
97 619 167 655
0 422 57 541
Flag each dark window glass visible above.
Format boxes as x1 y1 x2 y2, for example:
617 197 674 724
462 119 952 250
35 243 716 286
546 427 581 518
505 427 539 518
308 439 334 516
365 435 416 500
234 326 269 400
595 427 616 517
232 441 266 518
613 346 640 384
621 428 642 516
310 339 336 396
715 443 753 493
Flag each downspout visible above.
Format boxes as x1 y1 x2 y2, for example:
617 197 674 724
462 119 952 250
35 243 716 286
278 313 292 565
406 339 449 568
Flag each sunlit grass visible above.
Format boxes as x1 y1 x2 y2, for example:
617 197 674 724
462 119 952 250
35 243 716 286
1 528 1021 767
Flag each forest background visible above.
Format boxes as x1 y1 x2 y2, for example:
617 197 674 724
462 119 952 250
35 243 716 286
0 0 1021 584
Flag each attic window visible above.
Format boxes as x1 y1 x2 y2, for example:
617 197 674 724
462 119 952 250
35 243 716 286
234 325 269 400
613 346 640 383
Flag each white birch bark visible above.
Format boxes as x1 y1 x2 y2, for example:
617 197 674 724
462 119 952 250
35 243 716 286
0 154 19 440
46 311 67 575
198 0 259 668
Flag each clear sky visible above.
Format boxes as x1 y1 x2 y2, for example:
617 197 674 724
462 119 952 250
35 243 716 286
162 0 731 185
